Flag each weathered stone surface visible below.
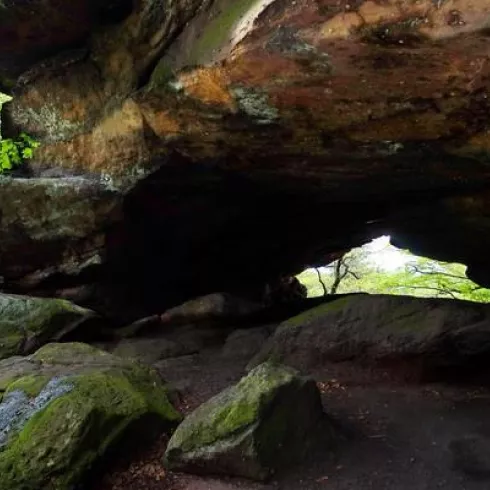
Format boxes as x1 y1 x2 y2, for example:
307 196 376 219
0 176 121 291
0 293 99 360
3 0 206 146
101 316 233 363
164 362 326 480
14 0 490 182
250 294 490 372
2 0 490 317
0 342 181 490
111 337 191 364
160 293 264 326
221 327 273 361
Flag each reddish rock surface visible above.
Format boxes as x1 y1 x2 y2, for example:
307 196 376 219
1 1 490 316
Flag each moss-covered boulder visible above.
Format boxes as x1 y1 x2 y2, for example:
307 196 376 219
0 293 101 360
164 362 326 481
249 294 490 372
0 342 181 490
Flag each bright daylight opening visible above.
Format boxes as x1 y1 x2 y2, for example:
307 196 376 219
297 236 490 303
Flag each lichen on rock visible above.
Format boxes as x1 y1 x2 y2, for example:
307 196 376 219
0 342 181 490
231 86 279 125
165 361 327 480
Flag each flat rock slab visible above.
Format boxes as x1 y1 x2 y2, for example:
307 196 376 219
160 293 264 327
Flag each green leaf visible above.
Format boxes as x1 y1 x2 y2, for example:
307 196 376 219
1 152 12 170
22 148 33 159
0 131 39 173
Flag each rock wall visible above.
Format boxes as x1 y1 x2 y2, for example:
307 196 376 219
1 0 490 316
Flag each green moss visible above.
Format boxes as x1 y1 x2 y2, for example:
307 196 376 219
149 59 175 90
169 363 296 453
374 303 431 332
283 297 354 329
0 322 24 360
187 0 259 65
22 299 86 336
6 375 51 398
0 296 93 360
165 363 323 480
0 366 181 490
32 342 110 364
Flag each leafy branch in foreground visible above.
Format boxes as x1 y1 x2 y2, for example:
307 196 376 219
0 133 39 173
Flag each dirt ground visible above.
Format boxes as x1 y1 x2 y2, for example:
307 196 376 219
94 348 490 490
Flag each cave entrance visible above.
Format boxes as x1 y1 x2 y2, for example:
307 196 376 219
297 236 490 303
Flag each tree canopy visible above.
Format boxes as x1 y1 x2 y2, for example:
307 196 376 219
298 237 490 303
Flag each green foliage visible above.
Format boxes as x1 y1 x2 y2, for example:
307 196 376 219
0 92 39 174
0 133 39 173
298 239 490 303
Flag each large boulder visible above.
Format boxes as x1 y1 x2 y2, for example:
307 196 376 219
164 362 327 480
221 326 273 361
0 342 181 490
250 295 490 372
160 293 264 327
0 176 121 292
0 293 100 360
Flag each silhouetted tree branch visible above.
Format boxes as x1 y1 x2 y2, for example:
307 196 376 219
314 267 328 296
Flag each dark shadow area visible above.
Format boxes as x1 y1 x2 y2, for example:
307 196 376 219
97 0 134 25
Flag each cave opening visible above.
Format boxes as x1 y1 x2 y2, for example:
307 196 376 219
297 235 490 304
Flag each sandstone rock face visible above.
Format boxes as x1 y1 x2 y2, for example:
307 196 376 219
0 177 121 290
165 362 327 480
0 293 100 360
250 295 490 373
2 1 490 315
0 342 181 490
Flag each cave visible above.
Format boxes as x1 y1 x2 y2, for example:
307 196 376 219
3 1 490 488
1 0 490 318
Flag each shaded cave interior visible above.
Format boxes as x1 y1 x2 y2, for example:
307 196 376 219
74 156 490 321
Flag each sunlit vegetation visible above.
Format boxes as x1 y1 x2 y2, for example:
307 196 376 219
0 92 39 173
298 236 490 303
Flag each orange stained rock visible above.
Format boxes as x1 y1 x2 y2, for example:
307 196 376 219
420 0 490 39
96 99 144 138
319 12 364 39
177 67 236 110
140 108 182 140
357 1 402 24
36 99 151 175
